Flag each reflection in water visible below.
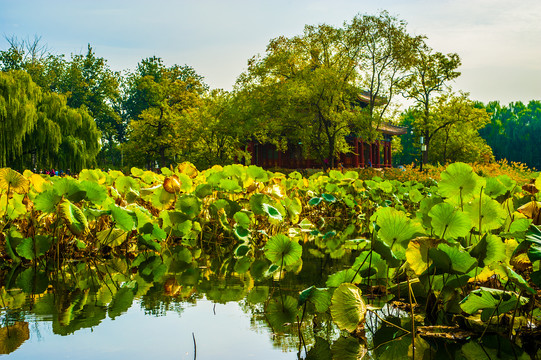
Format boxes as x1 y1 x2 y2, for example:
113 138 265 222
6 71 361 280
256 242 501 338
0 246 533 359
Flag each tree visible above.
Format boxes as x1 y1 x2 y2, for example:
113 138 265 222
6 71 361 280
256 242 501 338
0 70 41 168
0 70 101 171
181 89 246 168
399 92 491 165
122 58 207 168
400 43 461 166
480 100 541 169
236 12 417 169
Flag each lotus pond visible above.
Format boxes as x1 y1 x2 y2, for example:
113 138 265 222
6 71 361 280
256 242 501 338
1 163 541 359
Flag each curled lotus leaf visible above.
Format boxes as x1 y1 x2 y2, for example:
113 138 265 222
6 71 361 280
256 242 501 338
163 175 182 193
59 199 89 236
177 162 199 179
0 168 29 194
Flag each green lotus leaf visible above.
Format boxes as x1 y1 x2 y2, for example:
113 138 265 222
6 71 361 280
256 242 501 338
97 228 128 247
15 235 53 260
109 204 136 232
496 264 535 295
175 194 201 219
234 243 250 258
429 202 471 239
233 211 251 228
194 183 213 198
219 178 242 192
233 225 250 241
326 269 362 287
299 286 331 313
531 270 541 287
79 180 107 205
234 256 252 274
53 177 86 202
247 165 269 182
374 207 423 248
308 197 323 206
264 234 302 266
330 283 367 333
114 175 140 195
266 296 299 333
438 162 485 201
108 283 137 319
331 336 367 360
282 197 302 223
138 233 162 252
261 203 283 221
130 167 145 177
484 176 512 198
59 199 89 236
469 234 506 267
465 195 506 231
429 243 477 275
148 185 175 210
409 188 424 203
536 174 541 192
249 193 270 215
459 287 529 321
322 193 336 203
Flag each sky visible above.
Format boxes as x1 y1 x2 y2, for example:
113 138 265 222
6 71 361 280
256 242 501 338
1 0 540 105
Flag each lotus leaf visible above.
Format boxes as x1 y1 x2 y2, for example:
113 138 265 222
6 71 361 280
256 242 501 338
429 202 471 239
59 199 89 236
465 195 507 232
97 228 128 247
438 162 485 202
0 168 29 194
299 286 332 313
374 207 423 248
264 234 302 266
15 235 53 260
331 336 367 360
175 194 201 219
109 204 136 232
265 296 299 333
459 287 529 321
326 269 362 287
470 234 506 267
330 283 366 332
429 243 477 275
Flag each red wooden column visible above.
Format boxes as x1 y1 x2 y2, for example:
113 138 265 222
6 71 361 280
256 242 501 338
383 141 387 167
360 141 365 167
354 138 359 167
388 140 393 167
369 142 373 167
376 140 381 167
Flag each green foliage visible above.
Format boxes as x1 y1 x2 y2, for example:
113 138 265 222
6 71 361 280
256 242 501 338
330 283 367 332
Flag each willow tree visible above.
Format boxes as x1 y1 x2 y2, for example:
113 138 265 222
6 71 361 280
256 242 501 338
0 70 41 167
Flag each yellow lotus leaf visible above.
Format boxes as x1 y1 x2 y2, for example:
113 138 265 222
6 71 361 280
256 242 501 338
163 175 181 194
517 201 541 225
29 174 49 193
177 162 198 179
469 267 495 283
0 168 29 194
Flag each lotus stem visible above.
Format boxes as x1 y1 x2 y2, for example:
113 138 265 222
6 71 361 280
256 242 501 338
407 275 415 355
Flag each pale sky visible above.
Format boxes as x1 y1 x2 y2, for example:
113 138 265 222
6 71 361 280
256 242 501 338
1 0 540 105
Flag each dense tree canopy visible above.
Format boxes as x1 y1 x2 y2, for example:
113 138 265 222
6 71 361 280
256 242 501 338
0 12 539 171
480 100 541 169
236 12 420 168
